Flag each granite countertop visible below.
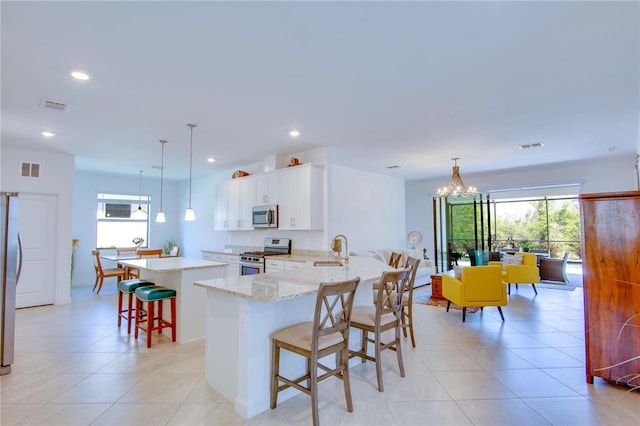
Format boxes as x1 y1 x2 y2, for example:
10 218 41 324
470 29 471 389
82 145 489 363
194 256 394 303
201 248 248 255
119 257 228 272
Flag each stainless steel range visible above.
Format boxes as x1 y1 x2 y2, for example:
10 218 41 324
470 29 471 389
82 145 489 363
239 238 291 275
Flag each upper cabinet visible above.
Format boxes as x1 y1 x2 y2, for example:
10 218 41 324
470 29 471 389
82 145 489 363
214 163 324 231
254 173 279 205
278 164 324 230
227 178 255 230
215 177 255 230
214 183 229 230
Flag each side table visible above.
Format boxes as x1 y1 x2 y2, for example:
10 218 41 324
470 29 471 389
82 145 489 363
430 274 445 300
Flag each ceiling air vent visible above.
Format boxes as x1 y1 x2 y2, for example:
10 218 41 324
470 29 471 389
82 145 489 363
40 98 70 112
21 162 40 178
519 142 545 150
386 165 400 169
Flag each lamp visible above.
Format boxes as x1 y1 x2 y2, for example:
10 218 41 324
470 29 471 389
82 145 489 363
156 139 167 223
185 123 197 221
131 170 148 219
437 157 477 198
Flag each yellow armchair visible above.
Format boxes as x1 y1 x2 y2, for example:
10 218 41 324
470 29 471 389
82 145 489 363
489 252 540 295
442 266 507 322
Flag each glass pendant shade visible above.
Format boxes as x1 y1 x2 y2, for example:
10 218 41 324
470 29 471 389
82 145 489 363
156 139 167 223
437 158 477 198
132 170 148 219
132 206 147 219
185 123 197 221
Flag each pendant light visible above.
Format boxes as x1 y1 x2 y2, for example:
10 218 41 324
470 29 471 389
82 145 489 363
436 157 477 198
132 170 148 219
156 139 167 223
185 123 197 221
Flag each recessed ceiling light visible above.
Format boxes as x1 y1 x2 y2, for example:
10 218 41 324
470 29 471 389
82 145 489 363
71 70 90 80
41 131 56 137
289 130 300 137
207 157 215 163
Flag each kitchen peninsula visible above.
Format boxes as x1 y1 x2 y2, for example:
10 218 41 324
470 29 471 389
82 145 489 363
118 257 228 343
194 256 395 419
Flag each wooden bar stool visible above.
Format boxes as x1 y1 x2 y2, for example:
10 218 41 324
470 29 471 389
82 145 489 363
117 279 155 334
134 285 177 348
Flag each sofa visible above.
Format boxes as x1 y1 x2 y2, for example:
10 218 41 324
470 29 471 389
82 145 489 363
350 248 433 287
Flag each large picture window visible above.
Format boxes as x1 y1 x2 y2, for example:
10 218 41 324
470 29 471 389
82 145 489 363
438 193 581 271
96 193 149 249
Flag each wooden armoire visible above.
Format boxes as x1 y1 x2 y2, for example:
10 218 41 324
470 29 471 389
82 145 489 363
579 191 640 386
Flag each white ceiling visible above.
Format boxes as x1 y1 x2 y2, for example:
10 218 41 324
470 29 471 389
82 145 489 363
2 1 638 181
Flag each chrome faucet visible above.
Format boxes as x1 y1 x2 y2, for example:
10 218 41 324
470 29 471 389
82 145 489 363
331 234 349 265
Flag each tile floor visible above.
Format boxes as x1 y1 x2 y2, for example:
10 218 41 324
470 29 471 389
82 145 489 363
1 282 638 425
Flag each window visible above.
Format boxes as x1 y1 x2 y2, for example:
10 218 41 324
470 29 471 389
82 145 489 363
96 193 149 249
490 196 580 259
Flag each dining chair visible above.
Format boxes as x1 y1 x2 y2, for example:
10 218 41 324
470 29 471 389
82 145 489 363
349 268 411 392
115 246 138 270
129 248 163 278
372 251 402 299
270 277 361 426
400 256 421 348
92 249 127 294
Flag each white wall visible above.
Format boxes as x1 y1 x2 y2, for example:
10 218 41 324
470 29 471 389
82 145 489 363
0 146 74 304
178 171 228 258
71 170 181 287
406 153 638 263
328 164 406 252
180 151 407 255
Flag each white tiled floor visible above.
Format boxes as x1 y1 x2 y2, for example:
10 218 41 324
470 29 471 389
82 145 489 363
1 283 639 425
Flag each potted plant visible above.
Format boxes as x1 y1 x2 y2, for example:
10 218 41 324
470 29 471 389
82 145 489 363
163 238 178 255
519 240 532 252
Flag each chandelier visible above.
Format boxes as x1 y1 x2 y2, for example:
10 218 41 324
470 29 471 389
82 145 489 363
437 157 477 198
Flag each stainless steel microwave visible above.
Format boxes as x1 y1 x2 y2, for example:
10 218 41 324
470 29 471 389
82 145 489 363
252 205 278 228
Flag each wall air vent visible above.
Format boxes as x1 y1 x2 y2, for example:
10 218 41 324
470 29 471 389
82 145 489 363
40 98 70 112
519 142 545 150
21 162 40 178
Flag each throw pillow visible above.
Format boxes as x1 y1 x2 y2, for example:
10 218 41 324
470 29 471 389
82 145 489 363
453 265 464 279
502 254 524 271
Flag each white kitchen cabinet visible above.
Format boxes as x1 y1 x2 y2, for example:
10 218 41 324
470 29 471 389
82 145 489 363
265 258 307 273
217 177 255 230
277 164 324 230
254 172 279 205
214 183 229 230
201 251 240 277
264 258 285 273
284 260 306 270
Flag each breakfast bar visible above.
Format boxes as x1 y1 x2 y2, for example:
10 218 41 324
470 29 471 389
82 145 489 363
194 256 394 419
118 257 228 343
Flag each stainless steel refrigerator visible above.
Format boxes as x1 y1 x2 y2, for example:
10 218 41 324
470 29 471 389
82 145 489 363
1 192 21 375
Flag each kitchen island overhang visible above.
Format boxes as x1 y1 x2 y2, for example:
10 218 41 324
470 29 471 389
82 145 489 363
194 256 395 419
118 257 229 343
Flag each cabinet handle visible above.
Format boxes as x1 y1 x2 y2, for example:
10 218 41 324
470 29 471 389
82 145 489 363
263 194 267 203
237 219 241 227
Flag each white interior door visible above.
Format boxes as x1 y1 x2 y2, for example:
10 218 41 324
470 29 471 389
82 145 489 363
16 193 57 308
